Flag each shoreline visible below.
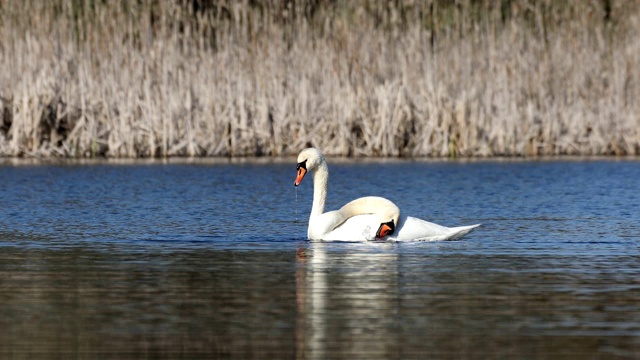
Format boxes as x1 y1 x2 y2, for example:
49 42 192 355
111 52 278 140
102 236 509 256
2 154 639 167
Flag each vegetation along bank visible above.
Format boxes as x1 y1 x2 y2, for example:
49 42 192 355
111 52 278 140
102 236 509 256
0 1 638 158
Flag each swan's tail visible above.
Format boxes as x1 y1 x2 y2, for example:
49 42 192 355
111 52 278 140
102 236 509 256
446 224 481 240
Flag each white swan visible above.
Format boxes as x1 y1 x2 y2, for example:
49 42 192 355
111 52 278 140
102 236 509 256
294 148 480 241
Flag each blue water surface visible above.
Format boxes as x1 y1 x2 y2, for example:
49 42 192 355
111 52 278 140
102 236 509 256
0 158 638 358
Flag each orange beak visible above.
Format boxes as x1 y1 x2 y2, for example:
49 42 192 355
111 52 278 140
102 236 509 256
294 160 308 186
294 167 307 186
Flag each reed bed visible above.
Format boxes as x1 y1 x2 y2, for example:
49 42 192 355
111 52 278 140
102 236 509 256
0 0 638 157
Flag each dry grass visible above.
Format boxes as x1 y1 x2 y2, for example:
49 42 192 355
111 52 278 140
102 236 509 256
0 0 638 158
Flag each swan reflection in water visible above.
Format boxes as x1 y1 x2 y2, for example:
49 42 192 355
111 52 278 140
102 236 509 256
295 241 400 359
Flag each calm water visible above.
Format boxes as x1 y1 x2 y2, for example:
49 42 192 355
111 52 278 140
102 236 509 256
0 159 639 359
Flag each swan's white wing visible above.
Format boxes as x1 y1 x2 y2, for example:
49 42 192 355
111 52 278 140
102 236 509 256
318 214 480 242
393 216 481 241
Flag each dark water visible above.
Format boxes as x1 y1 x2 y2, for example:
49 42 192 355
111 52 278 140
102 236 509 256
0 159 639 359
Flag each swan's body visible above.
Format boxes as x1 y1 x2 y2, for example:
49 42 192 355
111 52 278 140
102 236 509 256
308 196 400 240
294 148 480 241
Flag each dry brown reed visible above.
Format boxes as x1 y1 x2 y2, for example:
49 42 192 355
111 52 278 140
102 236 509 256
0 0 638 157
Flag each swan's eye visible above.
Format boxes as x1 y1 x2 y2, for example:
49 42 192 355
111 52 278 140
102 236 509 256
296 159 307 171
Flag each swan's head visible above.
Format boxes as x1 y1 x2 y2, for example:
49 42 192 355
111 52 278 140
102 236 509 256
294 148 325 187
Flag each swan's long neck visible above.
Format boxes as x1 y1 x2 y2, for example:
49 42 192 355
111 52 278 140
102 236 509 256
310 161 329 218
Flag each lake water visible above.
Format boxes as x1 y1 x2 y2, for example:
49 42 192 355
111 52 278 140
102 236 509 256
0 158 639 359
